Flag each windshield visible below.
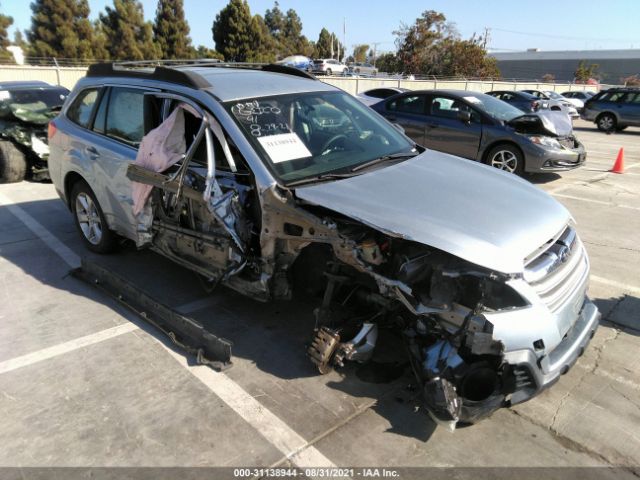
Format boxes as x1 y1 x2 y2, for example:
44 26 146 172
463 94 524 122
227 91 415 184
545 91 563 100
0 88 68 109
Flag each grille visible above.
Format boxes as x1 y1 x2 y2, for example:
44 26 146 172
512 365 536 390
524 226 589 312
558 136 577 149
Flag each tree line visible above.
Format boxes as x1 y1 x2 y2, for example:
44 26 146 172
0 0 499 78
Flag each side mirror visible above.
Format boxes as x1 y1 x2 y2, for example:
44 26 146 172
457 110 472 123
392 123 405 134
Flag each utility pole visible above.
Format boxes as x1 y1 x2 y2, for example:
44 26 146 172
343 17 346 62
371 42 381 67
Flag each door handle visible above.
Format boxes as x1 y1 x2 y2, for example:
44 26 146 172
85 146 99 157
387 115 397 121
427 123 439 129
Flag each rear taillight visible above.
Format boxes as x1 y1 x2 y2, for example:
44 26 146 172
48 120 57 140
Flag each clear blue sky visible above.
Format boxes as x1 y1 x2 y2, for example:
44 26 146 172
2 0 640 54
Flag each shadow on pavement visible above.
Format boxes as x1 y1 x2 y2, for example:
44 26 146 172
1 198 437 444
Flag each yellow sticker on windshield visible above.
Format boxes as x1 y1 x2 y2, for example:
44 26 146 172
257 132 312 163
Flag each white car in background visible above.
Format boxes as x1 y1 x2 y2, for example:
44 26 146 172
355 87 408 106
546 90 584 110
310 58 347 76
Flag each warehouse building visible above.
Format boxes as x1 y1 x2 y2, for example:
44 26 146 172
490 49 640 83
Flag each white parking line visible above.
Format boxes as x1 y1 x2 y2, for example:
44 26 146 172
160 344 335 467
0 192 81 269
591 275 640 296
551 193 640 210
0 189 336 469
0 323 139 374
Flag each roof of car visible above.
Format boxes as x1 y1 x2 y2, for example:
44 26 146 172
86 62 336 102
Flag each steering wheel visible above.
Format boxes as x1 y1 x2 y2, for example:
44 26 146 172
320 134 348 155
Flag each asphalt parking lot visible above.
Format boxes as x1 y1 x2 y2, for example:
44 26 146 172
0 119 638 478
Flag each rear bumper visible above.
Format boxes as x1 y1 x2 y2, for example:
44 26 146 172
504 298 600 405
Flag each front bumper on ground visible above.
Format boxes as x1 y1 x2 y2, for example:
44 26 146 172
504 298 600 405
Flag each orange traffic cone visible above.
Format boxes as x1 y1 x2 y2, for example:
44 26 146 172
610 148 624 174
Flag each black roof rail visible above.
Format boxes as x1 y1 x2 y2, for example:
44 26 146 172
86 60 318 87
86 62 211 89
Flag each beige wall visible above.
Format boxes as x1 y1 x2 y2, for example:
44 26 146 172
0 65 87 90
321 76 600 95
0 64 602 95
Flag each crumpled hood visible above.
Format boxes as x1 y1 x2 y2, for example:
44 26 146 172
508 110 573 137
295 150 571 274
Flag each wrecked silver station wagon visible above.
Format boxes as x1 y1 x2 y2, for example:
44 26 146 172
49 62 600 428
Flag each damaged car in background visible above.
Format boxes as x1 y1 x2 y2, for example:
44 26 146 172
0 81 69 183
371 90 586 175
48 62 600 429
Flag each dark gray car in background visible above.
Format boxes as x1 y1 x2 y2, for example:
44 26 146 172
371 89 586 174
486 90 548 113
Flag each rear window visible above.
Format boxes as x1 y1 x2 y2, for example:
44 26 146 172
66 88 99 128
104 88 145 146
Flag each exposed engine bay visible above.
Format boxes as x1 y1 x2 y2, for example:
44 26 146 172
124 95 588 430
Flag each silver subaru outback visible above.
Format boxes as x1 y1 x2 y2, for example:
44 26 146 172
48 62 600 428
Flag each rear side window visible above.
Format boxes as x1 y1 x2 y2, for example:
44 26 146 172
388 95 426 114
66 88 99 127
105 88 145 146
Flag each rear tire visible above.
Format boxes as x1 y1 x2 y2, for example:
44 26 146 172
596 113 616 132
484 144 524 175
0 140 27 184
70 180 117 253
325 68 332 76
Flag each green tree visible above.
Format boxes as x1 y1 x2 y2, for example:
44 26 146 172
281 8 313 56
0 12 12 61
99 0 160 60
153 0 194 59
394 10 498 78
574 61 599 83
247 14 276 62
195 45 224 60
27 0 99 61
375 52 400 73
352 44 369 63
212 0 253 61
264 0 285 51
315 27 343 59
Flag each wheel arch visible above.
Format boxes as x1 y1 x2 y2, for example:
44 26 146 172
63 171 88 210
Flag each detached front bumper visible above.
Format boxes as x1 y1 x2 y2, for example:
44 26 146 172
504 298 600 405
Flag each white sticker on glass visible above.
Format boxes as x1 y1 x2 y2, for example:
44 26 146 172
463 96 482 104
0 91 10 100
257 132 312 163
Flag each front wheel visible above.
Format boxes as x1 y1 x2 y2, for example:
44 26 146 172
325 68 332 76
596 113 616 132
71 181 117 253
0 140 27 183
485 145 524 175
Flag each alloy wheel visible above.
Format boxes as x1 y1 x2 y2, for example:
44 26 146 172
490 150 518 173
598 115 614 131
75 192 103 245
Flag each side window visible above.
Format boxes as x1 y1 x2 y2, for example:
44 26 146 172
621 92 640 104
105 88 145 145
431 96 480 122
389 95 426 114
66 88 99 128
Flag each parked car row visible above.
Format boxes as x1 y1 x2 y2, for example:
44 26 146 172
581 87 640 132
40 61 599 429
